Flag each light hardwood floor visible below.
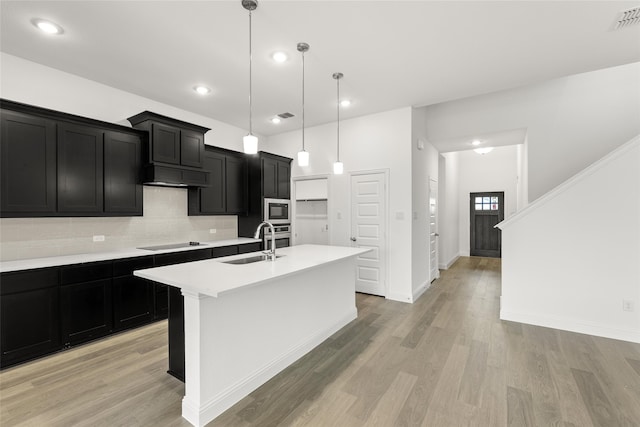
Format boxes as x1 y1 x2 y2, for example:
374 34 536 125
2 257 640 426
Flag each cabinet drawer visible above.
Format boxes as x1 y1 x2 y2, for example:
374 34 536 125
154 248 212 267
211 246 239 258
0 268 59 295
60 261 112 285
237 242 262 254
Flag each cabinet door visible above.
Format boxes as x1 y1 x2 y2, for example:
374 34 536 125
199 151 226 214
180 129 204 168
277 160 291 199
151 123 180 165
0 268 60 368
113 276 154 331
262 157 278 198
1 110 57 215
57 122 104 213
104 131 142 215
167 286 185 381
226 155 247 214
61 279 113 346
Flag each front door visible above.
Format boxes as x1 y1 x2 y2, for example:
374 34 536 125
350 172 387 296
470 192 504 258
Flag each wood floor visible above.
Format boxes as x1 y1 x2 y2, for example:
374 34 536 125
2 256 640 426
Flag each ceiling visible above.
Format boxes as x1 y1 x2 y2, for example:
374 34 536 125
1 1 639 141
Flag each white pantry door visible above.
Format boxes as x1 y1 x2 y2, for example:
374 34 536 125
350 172 387 296
429 178 440 282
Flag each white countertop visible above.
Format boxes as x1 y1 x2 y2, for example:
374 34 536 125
0 238 261 273
134 244 371 298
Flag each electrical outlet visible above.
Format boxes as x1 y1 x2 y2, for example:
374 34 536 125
93 235 105 242
209 228 217 234
623 300 635 312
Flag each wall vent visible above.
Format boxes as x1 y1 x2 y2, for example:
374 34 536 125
277 112 295 119
614 6 640 29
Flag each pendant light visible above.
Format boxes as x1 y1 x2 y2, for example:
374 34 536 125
297 42 310 167
332 72 344 175
242 0 258 154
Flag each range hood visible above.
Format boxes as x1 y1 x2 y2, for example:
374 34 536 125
143 164 209 188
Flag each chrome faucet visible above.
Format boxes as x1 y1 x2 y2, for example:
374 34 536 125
254 221 276 261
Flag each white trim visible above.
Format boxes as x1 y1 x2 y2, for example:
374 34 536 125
386 292 413 303
497 134 640 230
182 309 357 427
500 309 640 344
412 280 431 303
439 253 460 270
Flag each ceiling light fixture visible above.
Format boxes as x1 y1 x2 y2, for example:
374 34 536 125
297 42 310 167
340 99 351 108
272 51 288 63
193 85 211 95
271 117 281 124
471 139 481 146
242 0 258 154
31 18 63 35
333 72 344 175
474 147 494 155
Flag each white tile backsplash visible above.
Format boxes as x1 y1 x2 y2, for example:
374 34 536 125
0 186 237 261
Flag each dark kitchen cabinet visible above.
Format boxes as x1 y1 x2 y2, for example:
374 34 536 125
262 154 291 200
181 129 205 168
112 256 155 331
104 131 143 215
60 261 113 346
0 268 61 368
188 147 247 216
0 110 57 216
238 242 262 254
57 122 104 214
151 122 180 165
1 100 145 218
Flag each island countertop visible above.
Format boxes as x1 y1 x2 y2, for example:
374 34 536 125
134 244 370 298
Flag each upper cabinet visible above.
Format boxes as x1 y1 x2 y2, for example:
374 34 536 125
188 147 247 215
0 110 57 215
260 153 291 200
0 99 144 217
127 111 209 187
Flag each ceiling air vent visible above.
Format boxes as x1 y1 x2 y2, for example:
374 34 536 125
277 112 295 119
614 6 640 29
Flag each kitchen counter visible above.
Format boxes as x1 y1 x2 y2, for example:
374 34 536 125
134 244 369 427
134 244 369 297
0 238 261 273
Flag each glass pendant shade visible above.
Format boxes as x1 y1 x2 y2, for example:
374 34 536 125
333 161 344 175
297 150 309 167
243 134 258 154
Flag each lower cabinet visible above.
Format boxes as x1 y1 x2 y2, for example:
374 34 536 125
0 268 60 368
113 256 155 331
60 260 113 346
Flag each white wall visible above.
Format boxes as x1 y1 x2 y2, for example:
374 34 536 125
0 53 249 261
266 108 415 302
457 146 519 256
440 152 460 269
423 62 640 201
499 136 640 343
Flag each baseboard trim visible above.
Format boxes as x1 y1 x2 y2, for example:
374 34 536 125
386 292 413 303
500 308 640 344
439 254 461 270
183 309 357 426
412 281 431 303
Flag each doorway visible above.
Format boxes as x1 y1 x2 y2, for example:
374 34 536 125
293 178 329 246
470 191 504 258
429 178 440 282
350 172 387 297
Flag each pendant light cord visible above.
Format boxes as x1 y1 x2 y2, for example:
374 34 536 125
302 49 305 151
248 10 253 135
336 76 340 161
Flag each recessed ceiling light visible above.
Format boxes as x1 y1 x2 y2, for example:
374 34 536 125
340 99 351 107
474 147 493 155
193 85 211 95
471 139 482 146
272 52 288 63
31 18 63 35
271 117 281 124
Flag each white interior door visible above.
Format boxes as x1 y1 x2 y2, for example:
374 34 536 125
350 172 386 296
429 178 440 282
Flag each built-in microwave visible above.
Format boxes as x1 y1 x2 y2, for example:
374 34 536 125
264 198 291 225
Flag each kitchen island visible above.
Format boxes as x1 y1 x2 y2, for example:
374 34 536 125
134 244 370 427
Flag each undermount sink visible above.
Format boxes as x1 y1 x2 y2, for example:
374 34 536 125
222 254 284 265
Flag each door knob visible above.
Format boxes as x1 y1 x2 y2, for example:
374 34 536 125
350 237 357 242
434 233 439 237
